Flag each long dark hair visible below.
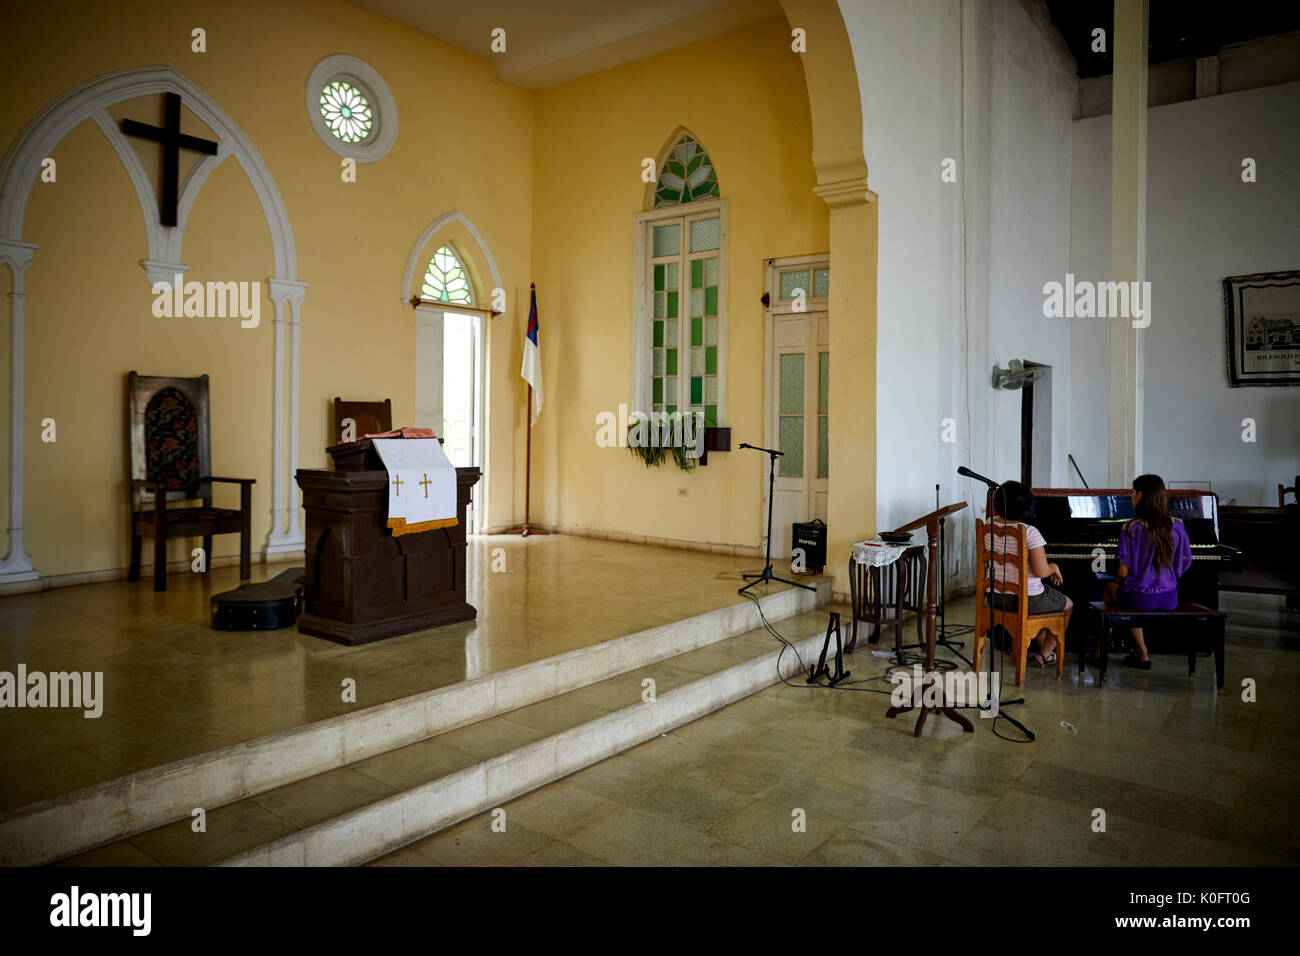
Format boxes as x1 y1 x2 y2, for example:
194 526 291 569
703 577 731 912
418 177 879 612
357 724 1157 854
1133 473 1174 567
993 481 1035 522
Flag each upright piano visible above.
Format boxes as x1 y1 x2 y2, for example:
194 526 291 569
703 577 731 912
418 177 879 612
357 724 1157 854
1030 488 1241 644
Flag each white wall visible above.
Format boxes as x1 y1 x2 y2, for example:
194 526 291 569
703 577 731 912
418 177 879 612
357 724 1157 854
1070 81 1300 506
840 0 1075 586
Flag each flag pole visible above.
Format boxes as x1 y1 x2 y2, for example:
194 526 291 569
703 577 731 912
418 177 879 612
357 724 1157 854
523 383 534 536
507 283 546 538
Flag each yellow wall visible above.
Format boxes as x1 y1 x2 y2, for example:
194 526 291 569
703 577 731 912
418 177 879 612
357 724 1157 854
528 17 829 550
1 2 873 585
0 0 534 577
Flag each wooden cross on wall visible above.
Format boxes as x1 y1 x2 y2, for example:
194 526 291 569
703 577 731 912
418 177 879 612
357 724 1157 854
120 92 219 227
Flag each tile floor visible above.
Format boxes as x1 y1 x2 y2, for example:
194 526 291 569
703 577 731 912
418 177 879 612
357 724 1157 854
371 592 1299 867
0 535 774 811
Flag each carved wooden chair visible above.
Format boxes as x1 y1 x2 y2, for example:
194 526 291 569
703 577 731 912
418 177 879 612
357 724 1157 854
973 518 1068 685
332 397 392 444
128 372 254 591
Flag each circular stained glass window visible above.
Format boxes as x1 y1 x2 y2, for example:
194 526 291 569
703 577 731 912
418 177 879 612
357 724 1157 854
306 55 397 162
320 80 374 144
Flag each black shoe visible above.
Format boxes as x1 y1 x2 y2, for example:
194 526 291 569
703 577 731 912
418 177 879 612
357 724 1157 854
1123 654 1151 670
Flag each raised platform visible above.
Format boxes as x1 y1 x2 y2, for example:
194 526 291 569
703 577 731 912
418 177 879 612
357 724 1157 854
0 534 829 865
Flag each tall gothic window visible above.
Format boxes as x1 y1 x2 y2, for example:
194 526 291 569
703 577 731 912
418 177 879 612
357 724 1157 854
637 130 726 427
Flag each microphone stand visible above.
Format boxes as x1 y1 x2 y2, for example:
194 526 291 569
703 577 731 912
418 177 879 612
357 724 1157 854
739 443 816 596
958 466 1033 740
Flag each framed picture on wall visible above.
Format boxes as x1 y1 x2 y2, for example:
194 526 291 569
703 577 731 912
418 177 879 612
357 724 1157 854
1224 270 1300 387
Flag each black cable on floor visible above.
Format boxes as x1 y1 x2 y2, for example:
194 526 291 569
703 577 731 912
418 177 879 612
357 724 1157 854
742 588 1038 740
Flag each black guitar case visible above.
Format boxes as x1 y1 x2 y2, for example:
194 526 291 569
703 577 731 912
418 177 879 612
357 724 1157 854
210 567 306 631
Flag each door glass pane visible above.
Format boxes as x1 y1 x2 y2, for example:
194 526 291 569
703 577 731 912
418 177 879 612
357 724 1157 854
818 416 828 479
779 418 803 477
813 268 830 297
818 350 829 478
779 354 804 415
818 351 829 415
779 270 809 300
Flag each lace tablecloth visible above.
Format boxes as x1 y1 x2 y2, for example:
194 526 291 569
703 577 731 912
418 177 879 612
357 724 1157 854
850 539 914 567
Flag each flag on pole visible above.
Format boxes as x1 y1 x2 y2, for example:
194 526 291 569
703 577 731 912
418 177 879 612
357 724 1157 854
521 283 543 426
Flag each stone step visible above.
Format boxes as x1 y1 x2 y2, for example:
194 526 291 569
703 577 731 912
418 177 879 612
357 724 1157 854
8 581 827 866
57 607 843 866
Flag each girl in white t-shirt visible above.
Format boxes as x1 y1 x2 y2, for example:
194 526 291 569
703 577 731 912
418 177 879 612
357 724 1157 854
984 481 1073 667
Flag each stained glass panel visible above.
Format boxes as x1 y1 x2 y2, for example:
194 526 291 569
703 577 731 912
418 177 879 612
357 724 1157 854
421 245 473 304
320 80 374 144
653 134 719 207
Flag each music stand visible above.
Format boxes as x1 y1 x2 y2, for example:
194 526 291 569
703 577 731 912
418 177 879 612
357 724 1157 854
883 501 975 736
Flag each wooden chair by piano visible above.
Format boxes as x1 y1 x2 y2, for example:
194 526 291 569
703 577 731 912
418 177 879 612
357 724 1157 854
332 397 392 444
973 519 1068 686
127 372 254 592
846 543 926 660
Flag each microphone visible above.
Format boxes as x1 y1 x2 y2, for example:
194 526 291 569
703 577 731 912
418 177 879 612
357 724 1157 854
958 465 998 488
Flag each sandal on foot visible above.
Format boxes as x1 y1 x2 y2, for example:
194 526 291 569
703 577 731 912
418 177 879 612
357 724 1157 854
1123 654 1151 670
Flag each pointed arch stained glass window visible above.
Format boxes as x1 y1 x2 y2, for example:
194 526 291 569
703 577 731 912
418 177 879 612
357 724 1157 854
320 80 374 143
422 245 474 305
654 134 720 207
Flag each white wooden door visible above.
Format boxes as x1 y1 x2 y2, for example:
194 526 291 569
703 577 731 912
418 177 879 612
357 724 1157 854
441 310 483 532
768 311 829 559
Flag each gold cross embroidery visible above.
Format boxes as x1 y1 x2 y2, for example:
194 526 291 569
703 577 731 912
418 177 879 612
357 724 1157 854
392 475 403 496
420 473 432 498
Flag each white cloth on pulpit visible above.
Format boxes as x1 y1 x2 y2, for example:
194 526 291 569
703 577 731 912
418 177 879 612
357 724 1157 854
370 438 457 536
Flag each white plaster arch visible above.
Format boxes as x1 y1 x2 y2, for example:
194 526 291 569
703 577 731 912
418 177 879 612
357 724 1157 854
402 210 502 537
400 209 502 307
0 66 307 584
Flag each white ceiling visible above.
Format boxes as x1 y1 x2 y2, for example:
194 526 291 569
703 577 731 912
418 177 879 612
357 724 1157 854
348 0 784 89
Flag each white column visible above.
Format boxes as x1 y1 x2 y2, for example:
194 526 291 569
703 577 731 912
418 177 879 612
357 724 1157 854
1108 0 1148 486
266 278 307 557
0 240 39 585
287 289 303 543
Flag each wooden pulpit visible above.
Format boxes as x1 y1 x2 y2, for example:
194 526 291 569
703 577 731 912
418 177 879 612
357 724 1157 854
883 501 974 736
295 439 480 645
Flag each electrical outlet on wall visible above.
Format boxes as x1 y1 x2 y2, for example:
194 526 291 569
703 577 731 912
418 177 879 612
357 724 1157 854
678 488 688 497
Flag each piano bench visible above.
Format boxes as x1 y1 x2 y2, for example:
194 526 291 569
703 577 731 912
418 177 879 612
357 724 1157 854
1081 602 1226 689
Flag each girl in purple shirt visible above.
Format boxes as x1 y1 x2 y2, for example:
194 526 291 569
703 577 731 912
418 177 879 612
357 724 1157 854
1102 474 1193 669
